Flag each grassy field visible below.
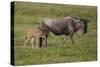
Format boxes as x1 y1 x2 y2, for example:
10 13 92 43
13 1 97 65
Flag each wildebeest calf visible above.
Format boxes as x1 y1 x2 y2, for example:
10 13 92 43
24 26 46 49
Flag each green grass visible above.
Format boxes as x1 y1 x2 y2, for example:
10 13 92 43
13 1 97 65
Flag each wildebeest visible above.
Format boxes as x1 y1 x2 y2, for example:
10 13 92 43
40 16 89 47
24 26 46 49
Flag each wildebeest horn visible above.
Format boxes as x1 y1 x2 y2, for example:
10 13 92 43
80 18 90 23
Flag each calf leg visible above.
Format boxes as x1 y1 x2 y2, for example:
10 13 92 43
36 37 39 48
24 37 29 47
30 36 35 49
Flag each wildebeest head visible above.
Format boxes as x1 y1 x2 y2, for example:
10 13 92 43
41 21 50 37
80 18 89 34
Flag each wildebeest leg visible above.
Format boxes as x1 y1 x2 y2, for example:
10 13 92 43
30 37 35 49
59 36 67 48
70 33 74 44
44 32 49 47
39 36 47 48
39 37 43 48
45 31 50 47
41 37 46 47
44 37 48 47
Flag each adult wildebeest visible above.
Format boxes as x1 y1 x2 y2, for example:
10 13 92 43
40 16 89 47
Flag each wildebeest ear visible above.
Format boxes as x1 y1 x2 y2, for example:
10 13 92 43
42 20 44 26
